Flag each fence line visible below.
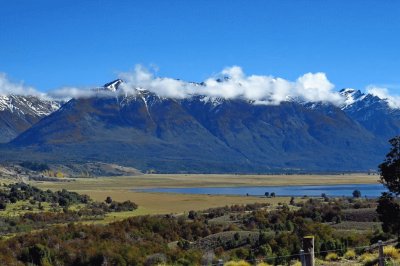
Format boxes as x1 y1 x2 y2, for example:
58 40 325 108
207 239 398 266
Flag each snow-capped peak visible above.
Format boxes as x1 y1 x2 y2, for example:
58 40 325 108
339 88 366 109
0 94 61 116
103 79 123 92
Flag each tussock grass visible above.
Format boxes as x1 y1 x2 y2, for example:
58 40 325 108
383 245 400 260
344 249 356 260
359 253 378 266
256 262 273 266
224 260 251 266
290 260 302 266
325 252 339 261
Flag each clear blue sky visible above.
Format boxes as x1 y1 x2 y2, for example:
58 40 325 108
1 0 399 92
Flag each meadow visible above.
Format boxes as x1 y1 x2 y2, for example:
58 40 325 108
27 173 378 216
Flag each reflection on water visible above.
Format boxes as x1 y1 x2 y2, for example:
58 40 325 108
137 184 386 197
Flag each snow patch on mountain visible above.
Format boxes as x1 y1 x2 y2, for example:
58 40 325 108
0 95 61 116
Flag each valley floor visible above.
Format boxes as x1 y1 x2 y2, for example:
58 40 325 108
27 173 378 217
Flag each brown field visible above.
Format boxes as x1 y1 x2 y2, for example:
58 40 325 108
31 172 379 190
8 173 379 217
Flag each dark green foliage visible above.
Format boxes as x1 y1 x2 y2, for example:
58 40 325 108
0 183 138 236
21 243 53 265
109 200 138 211
290 196 295 205
188 210 197 220
0 183 89 206
0 200 6 210
376 193 400 237
352 189 361 198
105 196 112 204
20 161 50 171
296 198 341 223
379 136 400 195
377 136 400 240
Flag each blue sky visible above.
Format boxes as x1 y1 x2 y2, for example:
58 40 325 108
0 0 399 93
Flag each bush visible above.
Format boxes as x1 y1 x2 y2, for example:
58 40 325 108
383 246 400 260
256 263 272 266
20 161 50 171
290 261 301 266
0 201 6 210
224 260 251 266
359 253 378 266
325 252 339 261
344 249 356 259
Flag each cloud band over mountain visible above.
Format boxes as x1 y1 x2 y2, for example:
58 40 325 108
117 65 343 105
1 65 399 107
0 73 44 97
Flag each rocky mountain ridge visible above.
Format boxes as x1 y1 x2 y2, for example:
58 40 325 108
0 95 61 142
1 80 399 173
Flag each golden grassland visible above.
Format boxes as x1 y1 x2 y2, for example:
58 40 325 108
29 174 377 213
29 172 379 190
0 173 379 220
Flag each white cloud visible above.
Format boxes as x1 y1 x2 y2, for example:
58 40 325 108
366 85 400 108
46 86 97 101
118 65 344 105
295 72 342 104
0 73 43 97
118 65 190 98
0 66 347 106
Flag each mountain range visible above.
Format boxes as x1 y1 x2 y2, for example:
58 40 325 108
0 80 398 173
0 95 60 143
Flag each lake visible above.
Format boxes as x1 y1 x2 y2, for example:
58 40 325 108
137 184 386 197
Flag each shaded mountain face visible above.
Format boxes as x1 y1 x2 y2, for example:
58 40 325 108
340 89 400 140
0 95 61 142
6 83 390 173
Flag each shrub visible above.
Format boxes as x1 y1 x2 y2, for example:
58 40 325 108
224 260 251 266
325 252 339 261
290 261 301 266
0 201 6 210
20 161 50 171
344 249 356 260
256 262 272 266
383 246 400 260
359 253 378 266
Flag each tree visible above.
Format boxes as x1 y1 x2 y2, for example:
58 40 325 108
0 200 6 210
377 136 400 241
376 193 400 239
265 192 269 197
105 196 113 204
352 189 361 198
379 136 400 194
188 210 197 220
290 197 295 205
270 192 276 197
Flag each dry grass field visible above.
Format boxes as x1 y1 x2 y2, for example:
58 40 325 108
20 173 378 218
31 172 378 190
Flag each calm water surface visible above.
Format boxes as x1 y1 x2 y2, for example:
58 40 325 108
137 184 386 197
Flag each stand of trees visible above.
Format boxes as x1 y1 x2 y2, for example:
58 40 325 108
377 136 400 243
